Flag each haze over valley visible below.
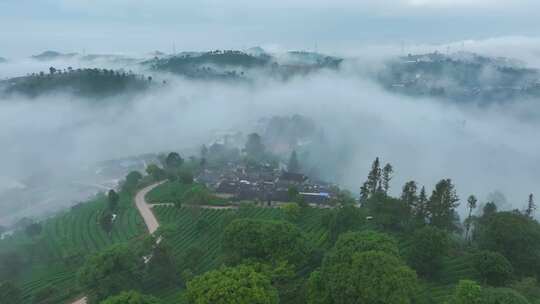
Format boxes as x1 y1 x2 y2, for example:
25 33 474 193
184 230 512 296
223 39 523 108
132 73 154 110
2 1 540 304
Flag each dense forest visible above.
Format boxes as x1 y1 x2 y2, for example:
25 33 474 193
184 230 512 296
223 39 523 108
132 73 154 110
0 131 539 304
0 67 153 99
145 50 342 81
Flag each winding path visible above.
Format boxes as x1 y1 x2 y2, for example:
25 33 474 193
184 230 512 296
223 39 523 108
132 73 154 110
69 181 164 304
135 181 166 234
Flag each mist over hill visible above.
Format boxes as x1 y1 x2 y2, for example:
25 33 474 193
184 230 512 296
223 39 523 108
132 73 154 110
1 45 540 226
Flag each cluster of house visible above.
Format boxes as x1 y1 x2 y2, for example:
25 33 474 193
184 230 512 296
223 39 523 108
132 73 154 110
195 162 337 207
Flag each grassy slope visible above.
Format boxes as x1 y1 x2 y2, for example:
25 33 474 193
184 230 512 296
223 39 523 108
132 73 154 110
150 203 478 303
149 205 331 303
0 192 145 304
146 181 228 206
146 182 193 204
1 178 479 304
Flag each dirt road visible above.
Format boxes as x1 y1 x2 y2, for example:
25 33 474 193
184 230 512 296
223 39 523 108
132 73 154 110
134 181 166 234
69 182 164 304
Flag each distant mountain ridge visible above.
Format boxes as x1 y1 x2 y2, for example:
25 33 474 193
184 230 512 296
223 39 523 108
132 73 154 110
378 51 540 104
145 48 343 80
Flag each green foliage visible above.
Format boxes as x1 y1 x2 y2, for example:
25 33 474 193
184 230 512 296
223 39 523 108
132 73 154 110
307 271 331 304
330 231 400 260
180 185 213 206
122 171 143 194
427 179 460 231
0 252 24 280
482 288 530 304
178 170 194 184
449 280 531 304
107 190 120 211
407 226 450 277
312 231 413 303
223 219 311 267
323 205 365 243
2 68 150 99
32 285 57 304
146 181 192 204
282 203 301 222
146 164 167 181
99 210 114 234
145 241 178 286
473 250 513 287
448 280 483 304
165 152 184 170
316 250 418 304
511 277 540 302
476 211 540 277
100 291 162 304
366 192 410 231
0 281 22 304
78 244 144 303
186 265 278 304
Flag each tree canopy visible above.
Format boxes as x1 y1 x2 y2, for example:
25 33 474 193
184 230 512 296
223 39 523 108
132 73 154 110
186 265 278 304
311 231 417 304
78 244 144 303
223 219 311 268
476 211 540 277
407 226 450 277
100 291 162 304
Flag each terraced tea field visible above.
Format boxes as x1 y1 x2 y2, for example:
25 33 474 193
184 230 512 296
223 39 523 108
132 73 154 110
0 193 145 304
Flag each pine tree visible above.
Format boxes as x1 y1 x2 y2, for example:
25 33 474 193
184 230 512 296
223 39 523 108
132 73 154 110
465 195 477 242
366 157 382 195
415 186 429 224
401 181 418 210
427 179 460 231
287 150 301 173
359 183 370 205
382 163 393 195
525 193 536 218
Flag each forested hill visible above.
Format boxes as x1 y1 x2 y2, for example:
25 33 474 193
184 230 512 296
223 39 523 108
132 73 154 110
0 68 153 99
145 49 343 80
378 52 540 104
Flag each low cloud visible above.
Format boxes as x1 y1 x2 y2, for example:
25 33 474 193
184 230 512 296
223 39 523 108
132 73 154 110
1 56 539 223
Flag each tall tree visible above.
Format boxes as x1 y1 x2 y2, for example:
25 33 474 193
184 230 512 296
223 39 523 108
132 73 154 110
414 186 429 224
186 265 278 304
427 179 460 231
78 244 144 303
359 183 369 205
382 163 393 195
464 195 478 242
525 193 536 218
401 181 418 211
363 157 382 198
287 150 301 173
314 231 417 304
107 189 120 211
165 152 183 169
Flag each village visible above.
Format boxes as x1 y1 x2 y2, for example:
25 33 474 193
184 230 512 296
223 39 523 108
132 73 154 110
196 160 338 207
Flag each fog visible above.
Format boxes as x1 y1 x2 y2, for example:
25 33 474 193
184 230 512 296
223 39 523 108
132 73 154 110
1 46 540 225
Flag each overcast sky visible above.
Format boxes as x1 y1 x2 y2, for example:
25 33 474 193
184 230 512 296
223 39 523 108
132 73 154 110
1 0 540 58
